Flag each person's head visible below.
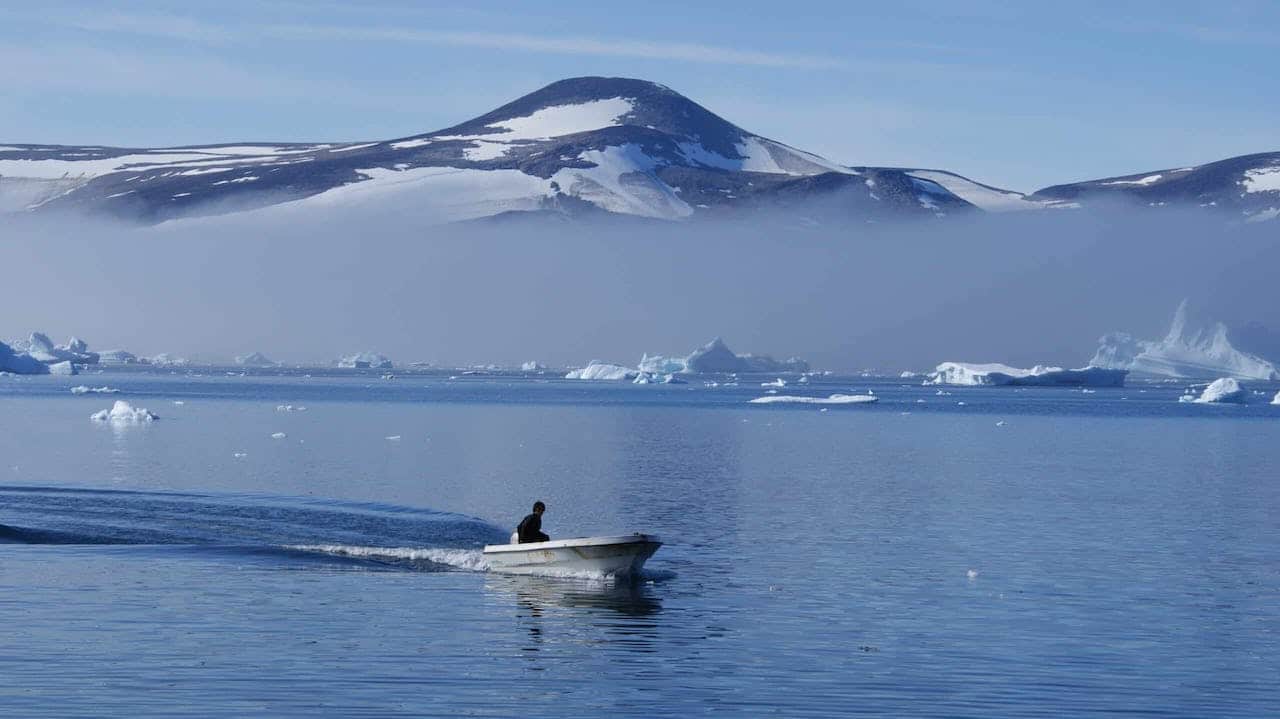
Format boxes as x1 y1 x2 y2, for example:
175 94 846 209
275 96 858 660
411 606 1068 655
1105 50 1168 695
532 501 545 515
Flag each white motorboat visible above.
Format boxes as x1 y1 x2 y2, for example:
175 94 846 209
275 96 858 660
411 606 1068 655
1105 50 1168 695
482 533 661 577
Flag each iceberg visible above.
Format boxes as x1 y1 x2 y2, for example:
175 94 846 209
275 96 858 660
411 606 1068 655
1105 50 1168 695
1181 377 1248 404
749 393 879 405
1272 390 1280 406
337 352 393 369
0 340 50 375
18 332 99 365
685 337 809 374
90 400 158 423
149 353 189 367
98 349 140 365
521 361 545 372
1091 300 1280 380
235 352 276 367
48 360 77 375
927 362 1127 387
639 338 809 375
565 362 638 381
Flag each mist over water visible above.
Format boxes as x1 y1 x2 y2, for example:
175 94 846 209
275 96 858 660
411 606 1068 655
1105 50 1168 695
5 204 1277 370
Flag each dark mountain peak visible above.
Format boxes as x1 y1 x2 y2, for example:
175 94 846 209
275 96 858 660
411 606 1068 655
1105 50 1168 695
434 76 748 157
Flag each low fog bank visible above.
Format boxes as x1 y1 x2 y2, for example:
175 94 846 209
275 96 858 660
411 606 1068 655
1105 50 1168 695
4 203 1276 372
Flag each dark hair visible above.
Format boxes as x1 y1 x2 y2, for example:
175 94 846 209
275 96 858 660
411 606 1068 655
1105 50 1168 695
533 501 546 512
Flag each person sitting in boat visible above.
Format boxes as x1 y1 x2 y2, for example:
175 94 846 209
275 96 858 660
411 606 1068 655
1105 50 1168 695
516 501 550 543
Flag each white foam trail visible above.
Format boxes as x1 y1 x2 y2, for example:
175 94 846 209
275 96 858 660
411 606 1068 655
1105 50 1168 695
288 544 492 571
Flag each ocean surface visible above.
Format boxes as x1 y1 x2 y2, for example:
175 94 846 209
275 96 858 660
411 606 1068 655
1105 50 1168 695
1 368 1277 717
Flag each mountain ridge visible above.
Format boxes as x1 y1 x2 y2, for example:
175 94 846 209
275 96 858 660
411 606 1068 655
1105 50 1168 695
1 76 1276 225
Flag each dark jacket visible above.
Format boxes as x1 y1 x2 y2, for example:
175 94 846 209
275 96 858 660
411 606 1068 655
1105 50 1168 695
517 512 549 543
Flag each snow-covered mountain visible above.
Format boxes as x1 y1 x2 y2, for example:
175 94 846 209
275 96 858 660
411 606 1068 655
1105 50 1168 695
1031 152 1280 222
1090 300 1280 380
0 77 1019 225
0 76 1273 225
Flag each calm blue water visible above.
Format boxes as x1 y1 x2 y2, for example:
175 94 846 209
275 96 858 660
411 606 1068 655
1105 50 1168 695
2 369 1278 716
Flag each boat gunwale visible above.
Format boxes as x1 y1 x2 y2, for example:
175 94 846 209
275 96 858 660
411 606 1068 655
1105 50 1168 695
482 533 661 554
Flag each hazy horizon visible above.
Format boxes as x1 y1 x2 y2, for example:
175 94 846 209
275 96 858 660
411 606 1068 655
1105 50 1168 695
6 202 1277 372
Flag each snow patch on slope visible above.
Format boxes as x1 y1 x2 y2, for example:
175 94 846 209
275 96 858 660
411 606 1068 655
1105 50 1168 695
906 170 1039 212
1242 167 1280 193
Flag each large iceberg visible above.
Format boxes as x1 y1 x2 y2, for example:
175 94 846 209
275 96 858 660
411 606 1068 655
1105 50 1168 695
565 362 638 381
639 337 809 375
1091 300 1280 380
927 362 1127 387
235 352 276 367
0 340 49 374
337 352 393 369
1180 377 1248 404
16 332 100 365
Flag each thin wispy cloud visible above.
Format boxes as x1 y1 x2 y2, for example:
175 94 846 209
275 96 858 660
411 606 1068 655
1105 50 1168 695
263 25 849 69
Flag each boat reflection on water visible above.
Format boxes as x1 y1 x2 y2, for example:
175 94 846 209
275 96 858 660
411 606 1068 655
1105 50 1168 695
486 573 664 617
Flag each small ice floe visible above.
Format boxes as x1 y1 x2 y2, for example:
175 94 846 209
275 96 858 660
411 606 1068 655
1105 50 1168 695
749 394 878 405
1081 389 1097 394
233 452 248 458
956 401 967 406
935 389 952 396
385 435 402 441
271 432 287 439
381 374 394 380
90 400 158 423
1272 390 1280 406
967 569 979 580
172 400 185 405
819 408 829 412
70 385 120 395
915 399 926 404
996 420 1006 427
761 378 787 388
797 376 810 384
276 404 307 412
1182 378 1248 404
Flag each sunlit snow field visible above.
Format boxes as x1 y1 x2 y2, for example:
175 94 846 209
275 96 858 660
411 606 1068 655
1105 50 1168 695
1 369 1278 717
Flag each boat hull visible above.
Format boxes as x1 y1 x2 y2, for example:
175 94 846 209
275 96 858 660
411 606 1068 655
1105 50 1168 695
482 534 661 577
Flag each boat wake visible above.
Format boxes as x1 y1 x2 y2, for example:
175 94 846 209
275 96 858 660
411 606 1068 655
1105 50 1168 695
0 485 508 572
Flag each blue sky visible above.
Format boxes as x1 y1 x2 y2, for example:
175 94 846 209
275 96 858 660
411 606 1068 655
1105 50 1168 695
1 0 1276 191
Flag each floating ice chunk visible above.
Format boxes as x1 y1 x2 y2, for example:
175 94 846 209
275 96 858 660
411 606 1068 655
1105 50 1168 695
271 432 287 439
1272 390 1280 405
173 400 185 405
521 361 544 372
761 378 786 388
275 404 307 412
233 452 247 458
928 362 1126 387
70 385 119 395
748 394 879 405
900 371 918 378
90 400 158 423
996 420 1006 427
385 435 401 441
967 569 979 580
565 362 638 381
1186 377 1248 404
